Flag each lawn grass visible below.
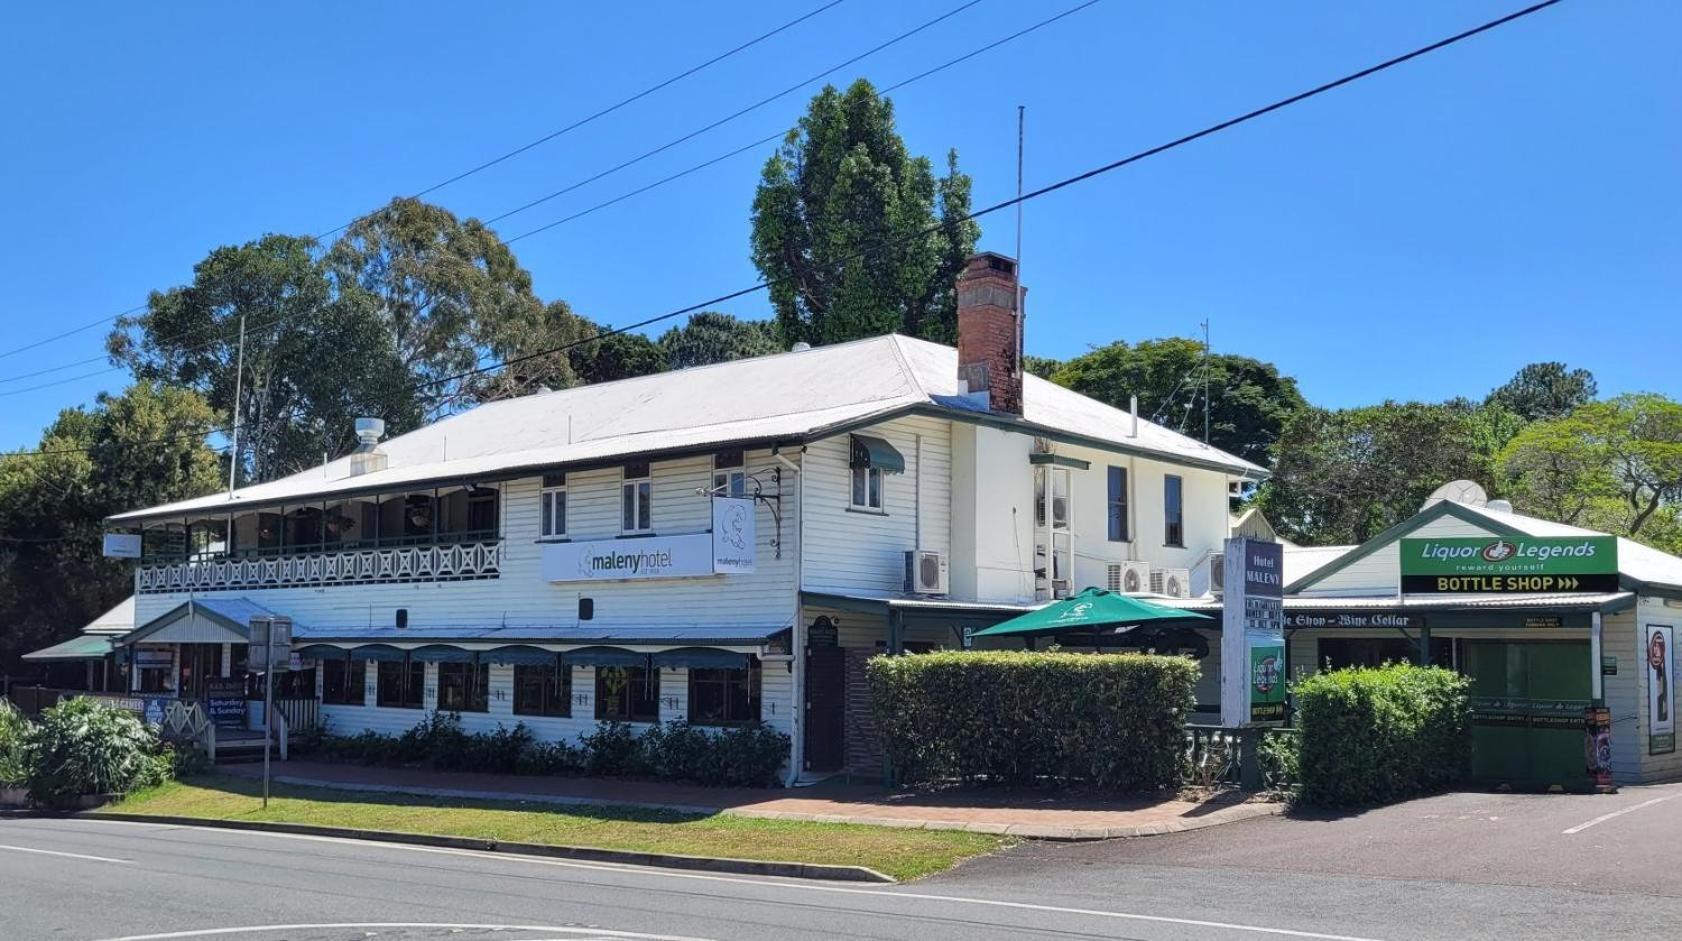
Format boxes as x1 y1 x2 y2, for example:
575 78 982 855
100 775 1006 881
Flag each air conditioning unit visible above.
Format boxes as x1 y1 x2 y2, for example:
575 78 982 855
1191 551 1224 597
1151 567 1192 599
1107 560 1152 594
904 550 949 595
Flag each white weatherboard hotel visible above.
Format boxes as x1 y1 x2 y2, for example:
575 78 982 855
37 254 1261 782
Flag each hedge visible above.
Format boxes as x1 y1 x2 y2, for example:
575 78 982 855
867 651 1198 791
1293 663 1471 807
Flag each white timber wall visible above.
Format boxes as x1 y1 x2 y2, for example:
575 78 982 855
132 448 799 636
1632 595 1682 783
1603 608 1643 782
801 416 952 597
1295 514 1505 597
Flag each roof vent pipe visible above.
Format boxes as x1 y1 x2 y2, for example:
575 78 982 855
790 341 812 352
353 417 386 453
1486 499 1514 513
1129 395 1139 438
348 417 389 477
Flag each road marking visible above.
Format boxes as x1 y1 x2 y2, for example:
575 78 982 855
95 925 708 941
71 818 1387 941
0 842 129 864
1562 792 1682 834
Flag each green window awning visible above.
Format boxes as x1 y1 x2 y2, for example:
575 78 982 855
22 634 115 661
409 644 475 663
651 648 750 670
565 646 648 668
349 643 408 662
482 645 561 667
295 644 348 660
849 434 905 474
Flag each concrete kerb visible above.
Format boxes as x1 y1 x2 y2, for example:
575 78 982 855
81 811 898 883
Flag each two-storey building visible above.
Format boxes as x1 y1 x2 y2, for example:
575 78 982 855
50 253 1262 781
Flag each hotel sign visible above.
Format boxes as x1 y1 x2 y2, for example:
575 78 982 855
1222 537 1285 726
542 497 756 583
1399 536 1619 594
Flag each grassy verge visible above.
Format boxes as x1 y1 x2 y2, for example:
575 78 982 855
100 775 1006 881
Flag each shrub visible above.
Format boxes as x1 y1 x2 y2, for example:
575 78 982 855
0 700 32 788
637 721 790 787
458 723 536 775
515 739 584 776
582 721 647 777
868 650 1198 791
394 711 468 767
25 698 171 807
1293 663 1471 807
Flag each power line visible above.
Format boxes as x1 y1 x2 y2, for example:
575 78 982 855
420 0 1565 396
480 0 987 228
1 427 229 458
506 0 1104 244
0 5 845 365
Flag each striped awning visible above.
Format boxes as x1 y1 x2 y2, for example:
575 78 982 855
849 434 905 473
651 648 750 669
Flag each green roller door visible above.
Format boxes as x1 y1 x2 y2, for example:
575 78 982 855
1463 640 1590 788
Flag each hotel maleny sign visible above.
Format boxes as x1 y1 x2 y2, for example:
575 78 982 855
541 497 755 583
1399 536 1619 594
1222 537 1285 726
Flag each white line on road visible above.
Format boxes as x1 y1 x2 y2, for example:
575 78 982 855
1562 792 1682 834
96 923 710 941
0 841 129 864
69 818 1387 941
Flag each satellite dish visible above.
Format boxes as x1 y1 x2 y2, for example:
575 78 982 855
1422 480 1488 511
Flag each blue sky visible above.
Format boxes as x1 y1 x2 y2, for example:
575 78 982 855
0 1 1674 449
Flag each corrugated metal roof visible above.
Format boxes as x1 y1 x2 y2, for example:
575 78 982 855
82 597 135 635
22 634 116 660
111 334 1262 522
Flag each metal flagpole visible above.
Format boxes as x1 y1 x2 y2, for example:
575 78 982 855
228 314 246 497
1014 105 1025 373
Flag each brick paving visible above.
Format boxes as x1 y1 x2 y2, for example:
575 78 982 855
218 760 1280 839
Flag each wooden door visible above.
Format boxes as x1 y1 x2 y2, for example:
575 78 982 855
804 644 845 772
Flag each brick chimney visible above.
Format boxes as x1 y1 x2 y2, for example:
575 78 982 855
955 252 1024 415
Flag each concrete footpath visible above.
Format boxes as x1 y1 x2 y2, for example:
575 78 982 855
219 760 1281 839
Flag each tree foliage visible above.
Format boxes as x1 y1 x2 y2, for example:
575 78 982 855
1486 361 1598 422
1257 401 1496 544
751 79 979 347
0 383 221 674
658 312 780 370
1048 338 1306 467
1500 393 1682 546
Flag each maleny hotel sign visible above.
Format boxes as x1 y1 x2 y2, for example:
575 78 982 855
1399 536 1619 594
541 496 756 583
1221 536 1286 726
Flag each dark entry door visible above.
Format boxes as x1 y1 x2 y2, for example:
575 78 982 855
804 643 845 773
1463 640 1590 787
177 643 223 701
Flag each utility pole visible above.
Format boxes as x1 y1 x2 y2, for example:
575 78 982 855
1014 105 1026 379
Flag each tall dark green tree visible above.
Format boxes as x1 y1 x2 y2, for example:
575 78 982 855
108 235 419 483
1048 338 1306 467
751 79 979 346
659 312 781 370
1485 361 1598 422
0 383 221 674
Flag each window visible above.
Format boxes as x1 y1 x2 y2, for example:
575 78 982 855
850 465 884 511
376 658 424 709
437 661 490 713
540 473 567 539
1164 475 1185 547
466 487 498 534
1107 466 1129 542
713 451 747 498
322 658 366 706
621 463 653 534
688 663 761 726
1033 465 1073 596
595 665 660 722
514 660 570 717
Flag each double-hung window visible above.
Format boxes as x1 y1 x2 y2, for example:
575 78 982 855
539 472 566 539
713 450 746 497
850 465 884 511
513 658 570 717
596 665 660 722
1107 466 1130 542
621 461 653 534
376 658 424 709
688 662 762 726
1164 474 1185 547
322 656 366 706
437 661 489 713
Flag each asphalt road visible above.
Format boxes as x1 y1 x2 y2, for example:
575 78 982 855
1 784 1679 941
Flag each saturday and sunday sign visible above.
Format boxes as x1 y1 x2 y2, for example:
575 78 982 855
1399 536 1620 594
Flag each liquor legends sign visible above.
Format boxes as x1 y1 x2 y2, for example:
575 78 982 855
1399 536 1619 594
542 498 756 583
1222 537 1286 726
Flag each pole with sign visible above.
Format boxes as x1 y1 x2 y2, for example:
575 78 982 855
1221 537 1286 727
248 615 292 809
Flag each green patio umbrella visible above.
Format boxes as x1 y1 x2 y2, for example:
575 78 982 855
972 587 1211 648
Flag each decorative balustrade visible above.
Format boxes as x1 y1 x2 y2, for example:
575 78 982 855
135 540 502 594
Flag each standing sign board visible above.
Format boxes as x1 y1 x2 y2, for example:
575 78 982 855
1649 624 1676 755
1399 536 1619 594
247 617 293 672
204 677 247 729
1222 537 1286 726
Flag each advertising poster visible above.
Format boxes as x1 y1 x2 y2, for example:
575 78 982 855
1649 624 1675 755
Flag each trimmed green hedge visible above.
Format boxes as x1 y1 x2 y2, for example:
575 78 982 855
1294 663 1471 806
867 651 1198 791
